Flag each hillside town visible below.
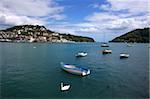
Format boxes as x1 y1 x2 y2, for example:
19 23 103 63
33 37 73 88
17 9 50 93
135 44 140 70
0 25 94 43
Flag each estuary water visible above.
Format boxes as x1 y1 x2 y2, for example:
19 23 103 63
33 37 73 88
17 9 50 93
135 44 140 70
0 42 149 99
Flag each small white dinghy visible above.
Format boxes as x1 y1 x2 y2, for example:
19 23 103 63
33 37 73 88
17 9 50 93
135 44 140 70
120 53 129 58
60 82 70 91
102 49 112 54
101 43 109 47
76 52 87 57
60 62 90 76
126 42 134 47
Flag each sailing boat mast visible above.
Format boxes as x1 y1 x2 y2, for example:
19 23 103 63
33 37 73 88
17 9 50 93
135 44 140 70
104 32 106 43
101 32 109 47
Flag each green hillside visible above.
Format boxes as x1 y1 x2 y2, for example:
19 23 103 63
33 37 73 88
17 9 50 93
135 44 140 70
110 28 149 43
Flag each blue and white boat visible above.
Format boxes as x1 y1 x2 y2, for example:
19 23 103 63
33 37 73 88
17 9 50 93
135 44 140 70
60 62 90 76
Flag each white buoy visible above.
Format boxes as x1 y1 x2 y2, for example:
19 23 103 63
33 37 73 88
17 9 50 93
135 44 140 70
60 82 70 91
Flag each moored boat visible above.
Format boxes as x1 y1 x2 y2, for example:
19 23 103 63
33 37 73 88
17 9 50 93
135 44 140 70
76 52 87 57
120 53 129 58
101 43 109 47
60 62 90 76
127 43 133 47
102 49 112 54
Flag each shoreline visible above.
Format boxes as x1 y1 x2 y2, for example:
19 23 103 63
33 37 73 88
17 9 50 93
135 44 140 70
0 41 149 44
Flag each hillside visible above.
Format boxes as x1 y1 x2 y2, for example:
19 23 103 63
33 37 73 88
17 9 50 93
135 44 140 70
110 28 149 43
0 25 94 42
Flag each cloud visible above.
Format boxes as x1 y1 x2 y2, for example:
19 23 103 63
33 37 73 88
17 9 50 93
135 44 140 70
0 0 65 27
48 14 66 20
86 12 119 23
105 0 148 15
79 27 98 32
80 0 150 41
0 0 64 16
0 0 149 41
0 12 44 26
93 3 110 11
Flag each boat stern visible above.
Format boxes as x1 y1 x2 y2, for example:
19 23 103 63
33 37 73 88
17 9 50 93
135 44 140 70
87 69 91 75
82 69 91 76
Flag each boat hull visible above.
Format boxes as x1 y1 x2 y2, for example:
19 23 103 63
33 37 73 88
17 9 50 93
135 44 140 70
76 52 87 57
101 45 109 47
61 63 90 76
120 54 129 58
62 67 83 75
101 43 109 47
102 50 112 54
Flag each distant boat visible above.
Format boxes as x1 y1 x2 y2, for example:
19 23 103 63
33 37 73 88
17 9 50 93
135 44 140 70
101 32 109 47
60 62 90 76
126 43 133 47
76 52 87 57
125 42 134 47
102 49 112 54
120 53 129 58
101 43 109 47
60 82 70 91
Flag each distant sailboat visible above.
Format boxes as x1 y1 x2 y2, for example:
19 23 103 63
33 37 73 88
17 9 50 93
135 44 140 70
101 33 109 47
125 42 134 47
101 43 109 47
126 43 133 47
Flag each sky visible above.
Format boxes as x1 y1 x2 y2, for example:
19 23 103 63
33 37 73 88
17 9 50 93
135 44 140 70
0 0 149 41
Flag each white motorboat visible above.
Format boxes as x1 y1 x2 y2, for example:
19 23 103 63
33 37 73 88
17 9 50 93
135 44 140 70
101 43 109 47
76 52 87 57
60 62 90 76
102 49 112 54
120 53 129 58
127 43 133 47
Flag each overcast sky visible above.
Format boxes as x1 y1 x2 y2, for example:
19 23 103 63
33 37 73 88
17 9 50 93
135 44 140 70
0 0 149 41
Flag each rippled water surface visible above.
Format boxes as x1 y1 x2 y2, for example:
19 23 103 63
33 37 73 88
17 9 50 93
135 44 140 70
0 42 149 99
